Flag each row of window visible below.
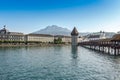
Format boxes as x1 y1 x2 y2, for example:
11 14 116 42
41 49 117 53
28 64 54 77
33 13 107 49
0 35 24 38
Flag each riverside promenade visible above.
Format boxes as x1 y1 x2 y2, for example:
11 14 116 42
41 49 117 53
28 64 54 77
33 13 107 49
78 34 120 55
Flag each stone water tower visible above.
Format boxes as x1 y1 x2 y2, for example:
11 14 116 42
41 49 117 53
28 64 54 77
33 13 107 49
71 27 79 46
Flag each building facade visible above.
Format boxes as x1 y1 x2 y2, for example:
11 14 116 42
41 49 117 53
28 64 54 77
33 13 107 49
0 26 72 44
54 35 71 43
0 26 24 42
83 31 106 41
25 34 54 42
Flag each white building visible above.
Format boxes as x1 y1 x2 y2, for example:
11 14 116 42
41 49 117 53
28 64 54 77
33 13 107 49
0 25 24 41
25 34 54 42
83 31 106 41
0 25 72 44
54 35 71 43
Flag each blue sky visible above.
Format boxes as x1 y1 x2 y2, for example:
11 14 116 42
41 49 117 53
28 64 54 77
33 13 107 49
0 0 120 33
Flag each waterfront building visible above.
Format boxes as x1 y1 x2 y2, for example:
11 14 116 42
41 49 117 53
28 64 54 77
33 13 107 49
71 27 79 46
83 31 106 41
54 35 71 43
0 25 72 44
25 34 54 43
63 36 71 43
0 25 24 41
78 36 84 42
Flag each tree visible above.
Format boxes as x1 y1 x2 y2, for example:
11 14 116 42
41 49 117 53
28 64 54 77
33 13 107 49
54 37 62 44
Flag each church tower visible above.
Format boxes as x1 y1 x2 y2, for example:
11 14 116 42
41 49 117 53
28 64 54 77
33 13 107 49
71 27 79 46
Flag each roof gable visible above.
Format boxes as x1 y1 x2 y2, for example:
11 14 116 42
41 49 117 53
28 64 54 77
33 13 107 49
71 27 79 36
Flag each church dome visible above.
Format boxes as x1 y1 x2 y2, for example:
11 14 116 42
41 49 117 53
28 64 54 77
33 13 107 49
71 27 79 36
0 25 9 34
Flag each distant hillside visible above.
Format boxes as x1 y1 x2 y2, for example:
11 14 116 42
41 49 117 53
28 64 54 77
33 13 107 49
33 25 71 36
32 25 116 38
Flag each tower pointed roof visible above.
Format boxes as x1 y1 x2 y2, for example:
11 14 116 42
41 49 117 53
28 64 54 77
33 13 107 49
71 27 79 36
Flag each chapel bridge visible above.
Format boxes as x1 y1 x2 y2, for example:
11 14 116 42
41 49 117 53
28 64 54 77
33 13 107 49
78 34 120 55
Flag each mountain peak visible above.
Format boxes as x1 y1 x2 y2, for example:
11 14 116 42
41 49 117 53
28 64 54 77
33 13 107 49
33 25 115 37
45 25 62 29
33 25 71 36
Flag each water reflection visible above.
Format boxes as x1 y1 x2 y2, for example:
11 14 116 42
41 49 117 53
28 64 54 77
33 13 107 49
1 46 120 80
71 46 78 59
54 46 62 52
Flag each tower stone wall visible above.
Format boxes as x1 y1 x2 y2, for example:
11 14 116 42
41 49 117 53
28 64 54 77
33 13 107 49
71 27 79 46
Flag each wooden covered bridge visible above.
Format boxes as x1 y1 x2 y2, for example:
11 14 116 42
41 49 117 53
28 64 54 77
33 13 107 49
78 34 120 55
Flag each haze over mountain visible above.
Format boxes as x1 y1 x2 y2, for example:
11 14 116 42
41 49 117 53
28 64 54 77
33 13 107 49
33 25 116 38
33 25 71 36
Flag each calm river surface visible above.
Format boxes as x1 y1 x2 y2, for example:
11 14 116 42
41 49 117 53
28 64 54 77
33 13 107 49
0 46 120 80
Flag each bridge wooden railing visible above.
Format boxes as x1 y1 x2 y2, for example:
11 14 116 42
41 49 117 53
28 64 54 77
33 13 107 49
78 36 120 55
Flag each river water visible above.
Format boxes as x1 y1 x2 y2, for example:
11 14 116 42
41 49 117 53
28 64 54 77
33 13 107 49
0 46 120 80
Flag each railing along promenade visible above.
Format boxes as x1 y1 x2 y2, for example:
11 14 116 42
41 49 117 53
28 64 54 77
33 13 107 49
78 34 120 55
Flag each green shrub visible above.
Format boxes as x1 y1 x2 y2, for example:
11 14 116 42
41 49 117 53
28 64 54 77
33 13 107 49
54 37 62 44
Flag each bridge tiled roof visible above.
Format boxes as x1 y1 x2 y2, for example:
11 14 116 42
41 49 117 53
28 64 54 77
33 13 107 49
111 34 120 41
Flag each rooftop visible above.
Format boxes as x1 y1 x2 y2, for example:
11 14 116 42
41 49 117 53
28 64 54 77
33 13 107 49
111 34 120 41
88 35 101 38
0 25 9 34
71 27 79 36
27 34 54 37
